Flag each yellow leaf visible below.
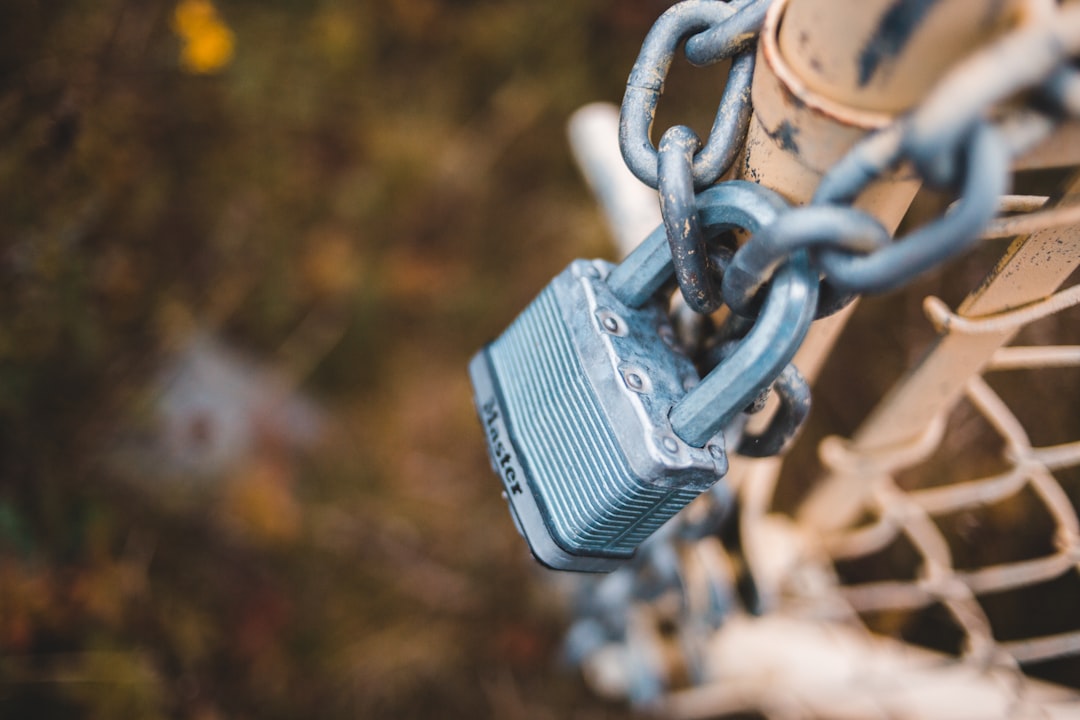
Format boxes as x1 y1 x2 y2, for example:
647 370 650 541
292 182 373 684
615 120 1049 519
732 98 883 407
222 457 301 543
172 0 235 75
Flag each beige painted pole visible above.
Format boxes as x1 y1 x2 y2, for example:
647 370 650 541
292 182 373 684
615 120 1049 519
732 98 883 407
779 0 1029 114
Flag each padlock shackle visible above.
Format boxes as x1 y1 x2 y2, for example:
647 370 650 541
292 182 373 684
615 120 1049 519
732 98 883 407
605 179 820 448
670 251 819 447
735 362 811 458
607 181 789 309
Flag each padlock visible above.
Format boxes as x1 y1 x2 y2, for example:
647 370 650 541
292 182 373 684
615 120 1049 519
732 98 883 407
469 182 819 572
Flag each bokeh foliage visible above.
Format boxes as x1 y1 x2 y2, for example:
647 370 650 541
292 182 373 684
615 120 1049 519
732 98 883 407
0 1 697 717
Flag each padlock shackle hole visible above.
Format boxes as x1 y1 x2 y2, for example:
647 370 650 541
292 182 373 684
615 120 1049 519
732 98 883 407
669 251 820 447
607 181 790 309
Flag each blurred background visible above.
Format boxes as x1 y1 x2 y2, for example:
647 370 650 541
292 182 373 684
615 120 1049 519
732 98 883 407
0 0 725 717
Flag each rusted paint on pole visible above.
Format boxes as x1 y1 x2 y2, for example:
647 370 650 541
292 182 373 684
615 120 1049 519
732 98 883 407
745 0 1029 206
779 0 1029 114
743 0 916 214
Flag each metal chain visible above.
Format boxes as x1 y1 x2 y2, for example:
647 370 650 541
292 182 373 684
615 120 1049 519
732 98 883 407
619 0 763 191
621 0 1080 322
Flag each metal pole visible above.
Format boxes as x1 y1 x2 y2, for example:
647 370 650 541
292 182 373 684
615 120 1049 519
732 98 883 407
778 0 1030 114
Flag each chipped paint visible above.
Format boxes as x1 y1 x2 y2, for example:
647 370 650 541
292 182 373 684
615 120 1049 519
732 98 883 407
858 0 942 86
765 120 800 153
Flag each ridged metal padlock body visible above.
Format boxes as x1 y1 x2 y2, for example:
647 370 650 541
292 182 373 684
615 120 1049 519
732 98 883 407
471 182 820 572
470 258 728 572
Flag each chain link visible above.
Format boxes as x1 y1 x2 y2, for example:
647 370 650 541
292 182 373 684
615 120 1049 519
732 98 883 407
619 0 759 190
817 122 1009 294
658 125 720 313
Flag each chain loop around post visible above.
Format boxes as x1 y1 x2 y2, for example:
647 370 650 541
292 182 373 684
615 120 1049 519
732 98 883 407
817 122 1010 294
722 206 890 318
573 1 1080 707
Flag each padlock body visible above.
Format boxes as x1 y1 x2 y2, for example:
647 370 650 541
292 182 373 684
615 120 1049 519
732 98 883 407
470 259 728 572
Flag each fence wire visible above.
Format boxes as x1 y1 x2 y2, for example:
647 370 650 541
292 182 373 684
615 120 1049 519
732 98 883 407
821 341 1080 669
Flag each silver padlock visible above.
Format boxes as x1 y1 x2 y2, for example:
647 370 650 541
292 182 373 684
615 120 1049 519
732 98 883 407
470 182 819 571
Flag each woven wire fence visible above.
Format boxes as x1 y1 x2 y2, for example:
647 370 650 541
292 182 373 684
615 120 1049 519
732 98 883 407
820 318 1080 674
